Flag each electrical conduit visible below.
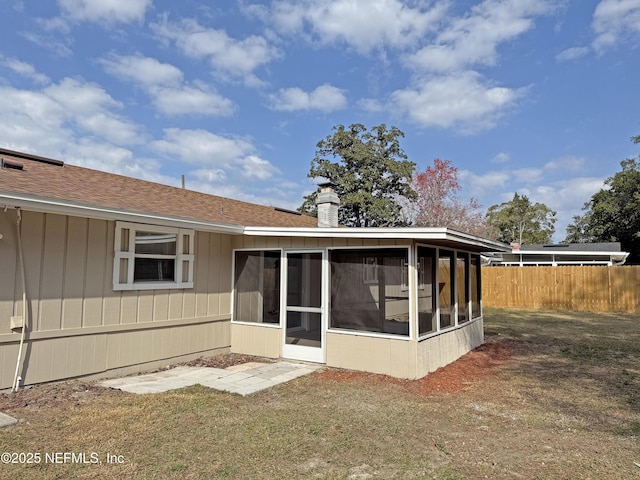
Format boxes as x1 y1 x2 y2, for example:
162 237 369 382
11 208 27 392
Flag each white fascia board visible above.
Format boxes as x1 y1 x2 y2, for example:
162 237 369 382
243 226 510 252
0 193 244 235
613 252 630 265
510 250 630 265
514 249 628 257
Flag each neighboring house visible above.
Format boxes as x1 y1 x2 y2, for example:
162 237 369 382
0 148 508 389
485 242 629 266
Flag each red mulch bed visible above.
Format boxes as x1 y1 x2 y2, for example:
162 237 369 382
317 339 515 395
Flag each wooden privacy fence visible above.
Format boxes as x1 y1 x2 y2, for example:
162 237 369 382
482 265 640 313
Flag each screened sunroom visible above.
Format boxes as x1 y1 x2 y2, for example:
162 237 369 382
229 228 504 379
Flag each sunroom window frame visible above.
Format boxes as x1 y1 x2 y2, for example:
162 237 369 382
113 221 194 291
328 245 413 339
231 248 284 327
416 244 482 341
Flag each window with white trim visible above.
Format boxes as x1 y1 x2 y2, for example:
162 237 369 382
113 222 194 290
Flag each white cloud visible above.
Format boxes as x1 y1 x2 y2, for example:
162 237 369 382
264 0 448 54
269 84 347 112
190 168 227 183
0 87 70 152
65 141 172 184
524 177 606 240
150 128 254 166
527 178 604 214
592 0 640 52
253 1 552 134
44 78 119 113
241 155 281 180
184 177 303 210
390 71 525 131
0 57 50 85
0 77 144 151
461 160 594 208
20 31 73 57
458 169 510 200
491 152 510 163
0 72 280 201
57 0 151 24
150 128 281 185
460 161 605 242
43 78 142 145
513 167 544 183
151 85 235 117
381 0 553 134
100 54 235 116
544 155 585 173
100 53 183 87
151 17 279 86
358 97 385 113
555 46 590 62
405 0 554 72
0 84 163 184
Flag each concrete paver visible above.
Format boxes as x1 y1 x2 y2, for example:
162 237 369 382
100 361 321 396
0 412 18 428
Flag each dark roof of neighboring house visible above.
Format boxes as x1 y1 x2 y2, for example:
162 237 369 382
0 147 318 229
517 243 622 252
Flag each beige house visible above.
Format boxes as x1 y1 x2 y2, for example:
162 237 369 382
0 148 507 390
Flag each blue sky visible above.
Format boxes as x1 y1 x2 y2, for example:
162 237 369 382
0 0 639 240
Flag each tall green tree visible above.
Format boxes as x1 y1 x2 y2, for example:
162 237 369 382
299 123 416 227
565 134 640 262
486 193 556 245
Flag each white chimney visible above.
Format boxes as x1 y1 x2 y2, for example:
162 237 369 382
316 181 340 228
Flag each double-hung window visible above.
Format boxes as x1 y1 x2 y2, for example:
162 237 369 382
113 222 194 290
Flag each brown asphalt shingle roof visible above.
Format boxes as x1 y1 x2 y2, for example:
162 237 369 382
0 148 318 229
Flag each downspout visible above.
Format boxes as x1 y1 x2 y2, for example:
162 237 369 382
11 208 28 392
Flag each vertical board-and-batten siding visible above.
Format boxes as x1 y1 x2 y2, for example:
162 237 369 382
0 210 233 388
482 265 640 313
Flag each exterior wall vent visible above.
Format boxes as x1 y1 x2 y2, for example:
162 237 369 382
0 147 64 167
1 158 24 170
273 206 302 216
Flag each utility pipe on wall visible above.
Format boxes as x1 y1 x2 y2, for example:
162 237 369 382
11 208 28 392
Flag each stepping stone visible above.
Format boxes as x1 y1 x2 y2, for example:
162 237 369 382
0 412 18 428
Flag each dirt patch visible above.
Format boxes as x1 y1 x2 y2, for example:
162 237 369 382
181 353 276 369
0 353 272 414
318 338 516 395
0 381 120 414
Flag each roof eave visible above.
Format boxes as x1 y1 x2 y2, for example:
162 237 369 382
512 249 629 257
243 226 510 252
0 192 245 235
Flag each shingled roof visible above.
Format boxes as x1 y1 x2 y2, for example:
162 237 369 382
0 148 318 229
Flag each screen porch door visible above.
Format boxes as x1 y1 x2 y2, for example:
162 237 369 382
282 251 325 363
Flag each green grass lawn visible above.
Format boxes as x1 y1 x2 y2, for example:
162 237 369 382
1 308 639 479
